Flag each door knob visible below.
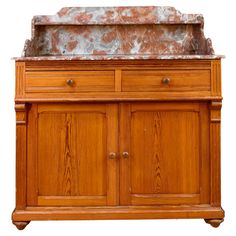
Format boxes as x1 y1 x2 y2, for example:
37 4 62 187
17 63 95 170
108 152 117 159
122 152 129 158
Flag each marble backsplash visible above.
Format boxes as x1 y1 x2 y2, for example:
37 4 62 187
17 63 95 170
15 6 223 60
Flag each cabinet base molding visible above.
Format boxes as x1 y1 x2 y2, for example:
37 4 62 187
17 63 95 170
12 221 30 230
204 218 224 228
12 206 224 223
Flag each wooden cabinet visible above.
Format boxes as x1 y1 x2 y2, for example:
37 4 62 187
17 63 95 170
12 60 224 229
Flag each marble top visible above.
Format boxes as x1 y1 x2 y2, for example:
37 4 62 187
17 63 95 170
15 6 223 60
14 54 224 61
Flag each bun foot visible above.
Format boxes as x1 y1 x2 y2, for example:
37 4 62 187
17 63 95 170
13 221 30 230
204 218 224 228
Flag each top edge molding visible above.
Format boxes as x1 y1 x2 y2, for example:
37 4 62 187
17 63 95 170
33 6 204 25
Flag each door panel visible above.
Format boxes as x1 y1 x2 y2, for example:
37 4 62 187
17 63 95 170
27 103 119 206
38 112 106 196
120 102 209 205
131 111 199 194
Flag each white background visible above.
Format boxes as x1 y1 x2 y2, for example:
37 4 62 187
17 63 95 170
0 0 235 235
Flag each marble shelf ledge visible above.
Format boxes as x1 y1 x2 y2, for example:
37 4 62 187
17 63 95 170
14 54 224 61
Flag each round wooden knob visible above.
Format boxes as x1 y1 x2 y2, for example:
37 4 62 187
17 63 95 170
162 77 171 85
108 152 117 159
122 152 129 158
66 79 74 86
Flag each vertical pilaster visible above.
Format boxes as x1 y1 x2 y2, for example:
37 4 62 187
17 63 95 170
15 103 28 210
210 101 222 206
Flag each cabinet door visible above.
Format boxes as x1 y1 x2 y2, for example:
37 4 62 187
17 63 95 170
27 103 119 206
120 102 210 205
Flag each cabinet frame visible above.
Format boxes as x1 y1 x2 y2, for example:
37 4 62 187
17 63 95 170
13 59 224 228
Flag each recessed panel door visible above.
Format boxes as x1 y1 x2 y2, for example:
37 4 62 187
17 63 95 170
27 103 119 206
120 102 210 206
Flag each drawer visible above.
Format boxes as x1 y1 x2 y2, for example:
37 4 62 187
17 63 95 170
122 70 211 92
25 70 115 92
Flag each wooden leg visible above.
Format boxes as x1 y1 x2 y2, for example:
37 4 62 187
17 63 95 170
13 221 30 230
204 218 224 228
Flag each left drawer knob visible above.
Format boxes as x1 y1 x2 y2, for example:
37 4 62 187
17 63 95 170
162 77 171 85
108 152 117 159
66 79 74 86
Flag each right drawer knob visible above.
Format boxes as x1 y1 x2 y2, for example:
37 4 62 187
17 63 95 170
162 77 171 85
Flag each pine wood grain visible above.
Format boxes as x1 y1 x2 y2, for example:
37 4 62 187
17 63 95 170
26 103 119 206
24 60 212 71
25 70 115 92
12 205 224 221
210 101 222 206
15 62 25 98
122 69 210 92
119 103 132 205
106 104 119 205
120 102 209 206
16 60 217 102
15 104 27 209
27 104 38 205
38 196 107 206
16 91 215 103
211 60 221 96
38 105 106 198
115 69 122 92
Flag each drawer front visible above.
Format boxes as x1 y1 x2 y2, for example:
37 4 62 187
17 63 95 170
25 71 115 92
122 70 211 92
